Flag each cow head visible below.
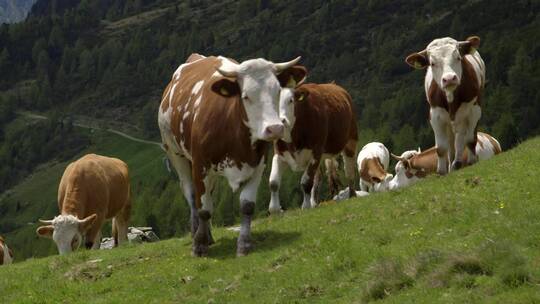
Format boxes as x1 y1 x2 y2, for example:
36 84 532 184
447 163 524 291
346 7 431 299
36 214 97 255
372 173 394 192
389 149 425 189
211 57 307 143
277 66 308 143
406 36 480 102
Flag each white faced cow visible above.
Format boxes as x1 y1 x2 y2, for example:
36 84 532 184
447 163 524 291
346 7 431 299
389 132 501 190
0 236 13 265
36 154 132 255
357 142 393 192
406 36 485 175
158 53 306 257
268 81 359 213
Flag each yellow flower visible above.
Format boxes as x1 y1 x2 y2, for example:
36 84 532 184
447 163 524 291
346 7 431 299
499 202 505 209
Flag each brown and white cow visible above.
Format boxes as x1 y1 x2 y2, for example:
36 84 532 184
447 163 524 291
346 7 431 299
158 53 306 257
357 142 393 192
268 82 358 212
0 236 13 265
406 36 485 175
36 154 131 255
389 132 501 190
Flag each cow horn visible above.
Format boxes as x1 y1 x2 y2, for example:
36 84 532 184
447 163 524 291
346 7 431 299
274 56 301 73
417 147 421 153
39 219 54 224
391 153 406 162
216 62 240 78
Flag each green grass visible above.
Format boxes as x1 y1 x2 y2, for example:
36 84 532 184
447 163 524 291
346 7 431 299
1 137 539 303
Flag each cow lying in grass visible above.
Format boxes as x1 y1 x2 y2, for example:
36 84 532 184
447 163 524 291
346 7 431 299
389 132 501 190
357 142 393 192
0 236 13 265
36 154 132 254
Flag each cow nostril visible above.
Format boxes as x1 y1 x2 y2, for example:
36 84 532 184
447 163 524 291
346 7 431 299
265 124 284 137
281 119 287 125
452 75 457 81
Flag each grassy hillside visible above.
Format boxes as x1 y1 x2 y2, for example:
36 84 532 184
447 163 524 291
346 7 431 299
0 125 175 260
1 137 538 303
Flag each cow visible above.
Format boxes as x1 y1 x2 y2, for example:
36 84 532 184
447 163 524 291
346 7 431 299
268 82 358 213
0 236 13 265
389 132 502 190
357 142 393 192
158 53 306 257
36 154 132 255
405 36 485 175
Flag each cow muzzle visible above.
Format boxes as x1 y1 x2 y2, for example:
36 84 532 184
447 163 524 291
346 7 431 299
263 124 284 141
442 73 459 90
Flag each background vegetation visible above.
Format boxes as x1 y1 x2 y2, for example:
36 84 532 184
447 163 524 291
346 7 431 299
0 0 539 259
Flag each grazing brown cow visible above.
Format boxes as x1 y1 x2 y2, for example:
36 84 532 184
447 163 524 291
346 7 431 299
268 82 358 212
158 53 306 257
36 154 131 255
406 36 485 175
0 236 13 265
389 132 502 190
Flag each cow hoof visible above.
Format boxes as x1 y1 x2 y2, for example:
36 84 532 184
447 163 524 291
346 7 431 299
236 243 252 257
192 244 209 257
451 161 463 171
268 207 284 215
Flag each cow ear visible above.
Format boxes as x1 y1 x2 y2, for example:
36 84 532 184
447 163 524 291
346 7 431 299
36 225 54 239
294 89 309 102
278 65 308 88
467 36 480 49
405 52 429 69
78 214 97 232
459 36 480 55
211 78 240 97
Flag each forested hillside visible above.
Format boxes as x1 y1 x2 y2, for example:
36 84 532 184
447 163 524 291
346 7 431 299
0 0 539 259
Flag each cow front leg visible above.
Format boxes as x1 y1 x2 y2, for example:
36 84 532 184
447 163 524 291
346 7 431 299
237 161 265 256
301 158 320 209
268 154 285 214
451 129 466 171
430 108 451 175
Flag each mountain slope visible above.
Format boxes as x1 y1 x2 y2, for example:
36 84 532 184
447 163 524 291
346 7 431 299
0 0 35 23
1 137 539 303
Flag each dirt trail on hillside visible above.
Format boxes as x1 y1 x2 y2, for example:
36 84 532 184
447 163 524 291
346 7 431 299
17 111 162 147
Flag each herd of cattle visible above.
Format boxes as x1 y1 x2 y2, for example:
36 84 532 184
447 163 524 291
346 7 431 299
0 35 503 264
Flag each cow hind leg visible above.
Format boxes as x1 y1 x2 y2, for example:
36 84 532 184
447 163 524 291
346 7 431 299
237 162 265 256
325 158 341 197
310 169 321 208
168 154 198 238
301 158 320 209
342 143 357 198
192 173 216 257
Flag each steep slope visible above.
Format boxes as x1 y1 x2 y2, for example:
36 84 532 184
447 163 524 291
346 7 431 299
1 137 538 303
